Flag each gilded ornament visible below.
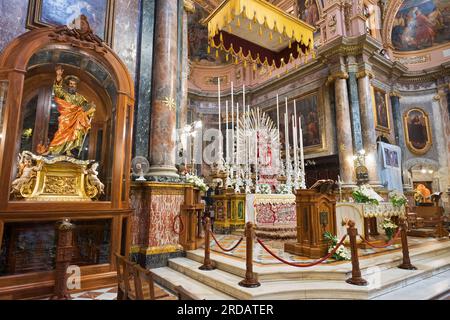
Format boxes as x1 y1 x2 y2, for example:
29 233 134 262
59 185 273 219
162 96 176 111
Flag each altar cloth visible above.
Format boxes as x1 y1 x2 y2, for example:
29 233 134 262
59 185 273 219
245 194 296 225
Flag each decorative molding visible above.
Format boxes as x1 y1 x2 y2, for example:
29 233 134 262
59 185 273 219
184 0 196 14
356 69 374 79
49 24 107 55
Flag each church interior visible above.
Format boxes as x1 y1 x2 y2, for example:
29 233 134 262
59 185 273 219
0 0 449 301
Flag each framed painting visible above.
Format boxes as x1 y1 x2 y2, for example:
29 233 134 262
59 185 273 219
27 0 115 46
296 93 324 152
372 87 390 132
403 108 433 155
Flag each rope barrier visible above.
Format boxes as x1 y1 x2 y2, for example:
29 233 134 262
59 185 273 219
256 235 348 267
172 214 184 235
358 228 402 249
210 231 244 252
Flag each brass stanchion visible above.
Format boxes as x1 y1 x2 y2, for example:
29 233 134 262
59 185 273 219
50 219 75 300
238 222 260 288
346 220 368 286
199 217 215 270
398 217 417 270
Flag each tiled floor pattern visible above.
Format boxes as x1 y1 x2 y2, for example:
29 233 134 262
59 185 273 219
207 234 435 265
67 285 177 300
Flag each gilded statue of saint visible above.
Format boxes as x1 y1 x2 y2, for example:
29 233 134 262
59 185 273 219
39 65 96 157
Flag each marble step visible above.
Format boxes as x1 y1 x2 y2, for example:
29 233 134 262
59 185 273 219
151 266 236 300
373 270 450 300
166 251 450 300
187 239 450 282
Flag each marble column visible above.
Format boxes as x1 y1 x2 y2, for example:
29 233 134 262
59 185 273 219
390 92 401 146
334 74 355 186
347 72 364 152
148 0 179 179
357 72 381 186
178 0 194 131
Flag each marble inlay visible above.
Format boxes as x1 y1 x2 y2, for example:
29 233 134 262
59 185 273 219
113 0 140 80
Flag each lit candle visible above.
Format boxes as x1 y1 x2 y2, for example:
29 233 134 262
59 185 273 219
292 114 298 181
284 98 289 166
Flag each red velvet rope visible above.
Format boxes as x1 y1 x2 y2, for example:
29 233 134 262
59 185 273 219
210 231 244 252
358 228 402 249
256 235 348 267
172 214 184 235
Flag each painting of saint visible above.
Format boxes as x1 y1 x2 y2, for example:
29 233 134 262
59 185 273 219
404 108 432 154
297 94 322 149
391 0 450 51
29 0 110 41
383 148 399 168
373 88 390 131
298 0 320 26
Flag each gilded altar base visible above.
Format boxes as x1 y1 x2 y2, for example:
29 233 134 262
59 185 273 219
11 151 104 201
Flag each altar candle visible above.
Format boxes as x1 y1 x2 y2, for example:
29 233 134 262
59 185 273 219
236 102 239 166
218 77 221 157
292 114 298 176
231 82 234 165
284 98 289 164
299 116 305 175
226 100 229 163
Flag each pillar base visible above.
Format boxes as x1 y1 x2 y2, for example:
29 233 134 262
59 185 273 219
398 263 417 270
346 277 368 286
147 165 180 179
199 264 216 271
238 279 261 288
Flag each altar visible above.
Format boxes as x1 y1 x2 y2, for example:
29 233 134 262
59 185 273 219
245 194 296 226
335 202 406 244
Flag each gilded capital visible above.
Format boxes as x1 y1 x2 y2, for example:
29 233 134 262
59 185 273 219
389 90 401 98
183 0 196 14
356 69 374 79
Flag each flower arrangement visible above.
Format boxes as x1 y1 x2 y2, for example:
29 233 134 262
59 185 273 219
185 173 209 192
22 128 33 139
380 218 398 240
258 183 272 194
276 184 292 194
389 190 407 208
352 184 384 205
323 232 351 261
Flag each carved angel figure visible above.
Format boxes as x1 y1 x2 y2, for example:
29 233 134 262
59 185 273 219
85 162 105 198
10 152 42 196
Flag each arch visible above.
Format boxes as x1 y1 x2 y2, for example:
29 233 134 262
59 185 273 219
404 157 439 172
0 26 135 209
381 0 404 48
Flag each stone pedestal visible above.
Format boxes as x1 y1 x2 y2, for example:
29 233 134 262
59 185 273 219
130 182 186 268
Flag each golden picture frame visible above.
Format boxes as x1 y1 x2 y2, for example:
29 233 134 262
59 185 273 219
371 86 391 133
403 108 433 155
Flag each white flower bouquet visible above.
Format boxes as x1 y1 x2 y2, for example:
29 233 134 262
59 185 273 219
380 218 398 240
258 183 272 194
323 232 351 261
352 184 384 205
185 173 209 192
276 184 292 194
389 190 407 208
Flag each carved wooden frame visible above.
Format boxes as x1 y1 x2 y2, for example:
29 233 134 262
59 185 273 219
26 0 116 46
403 107 433 155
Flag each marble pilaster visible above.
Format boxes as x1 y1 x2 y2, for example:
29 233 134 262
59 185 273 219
148 0 179 178
134 0 155 158
347 72 364 152
334 74 355 186
390 92 402 146
357 73 381 186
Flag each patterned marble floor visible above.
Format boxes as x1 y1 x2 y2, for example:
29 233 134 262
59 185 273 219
63 285 177 300
207 234 435 265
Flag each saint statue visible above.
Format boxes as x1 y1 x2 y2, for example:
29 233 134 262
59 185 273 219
39 65 96 157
